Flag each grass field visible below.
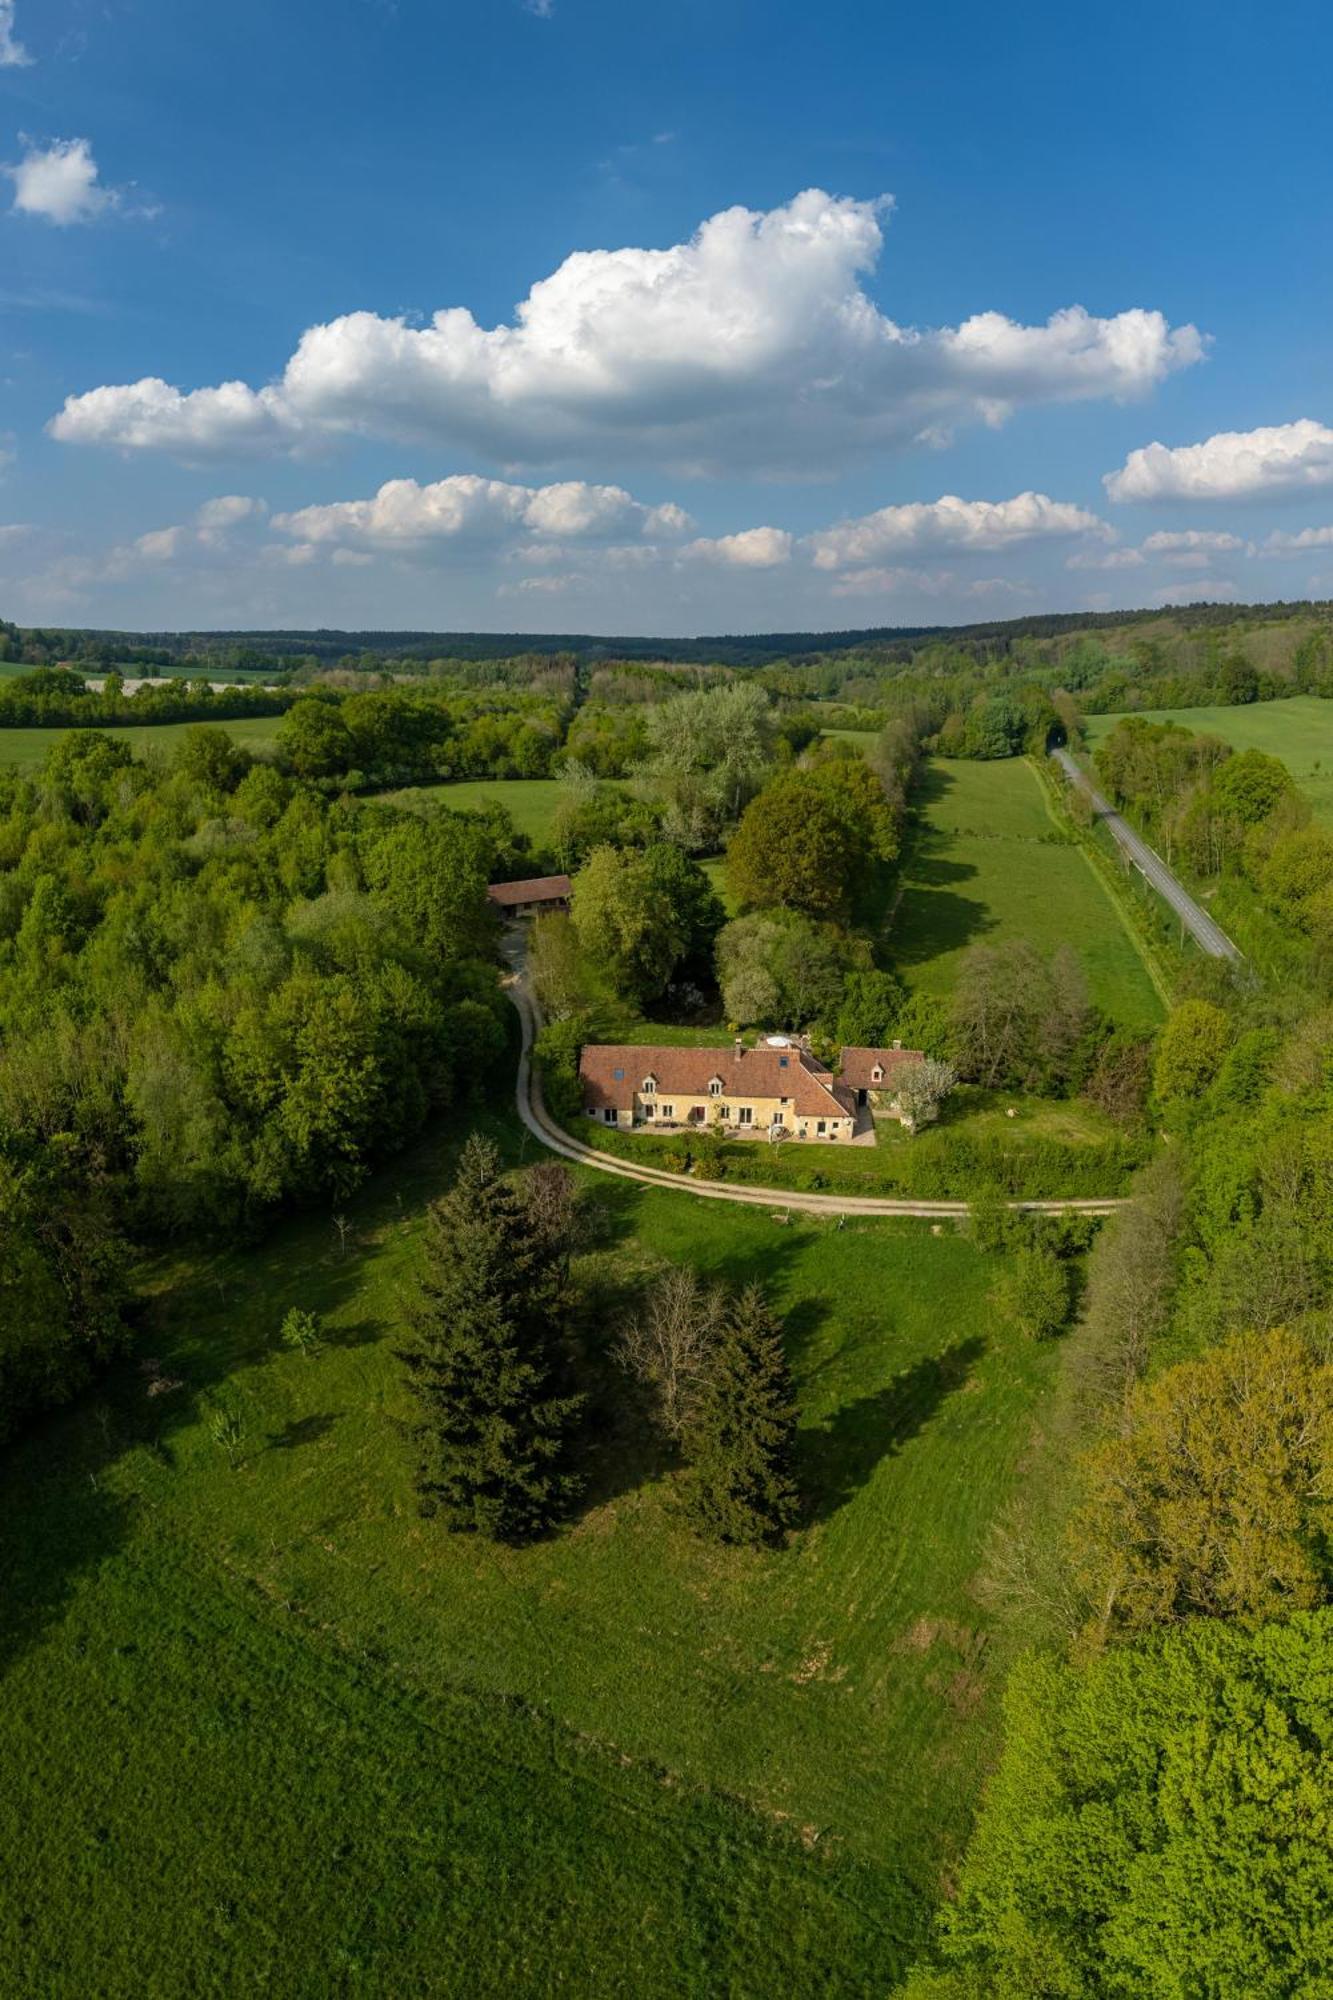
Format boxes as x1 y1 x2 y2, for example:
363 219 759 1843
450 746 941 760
0 1099 1063 1993
379 775 573 847
1084 695 1333 824
889 758 1163 1027
0 714 285 768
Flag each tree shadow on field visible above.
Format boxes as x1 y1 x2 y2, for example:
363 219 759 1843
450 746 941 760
798 1335 987 1526
266 1412 341 1452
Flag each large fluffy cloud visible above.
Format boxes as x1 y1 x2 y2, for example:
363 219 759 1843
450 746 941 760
49 189 1205 472
7 138 112 225
806 491 1106 569
1105 419 1333 502
271 474 691 550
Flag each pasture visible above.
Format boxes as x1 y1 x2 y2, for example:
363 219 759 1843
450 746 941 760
381 776 573 849
889 758 1163 1027
0 714 285 767
0 1105 1063 1994
1084 696 1333 824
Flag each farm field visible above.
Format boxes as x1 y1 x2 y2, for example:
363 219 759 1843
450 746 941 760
0 714 285 767
1084 694 1333 824
0 1103 1062 1994
890 758 1163 1027
381 776 577 849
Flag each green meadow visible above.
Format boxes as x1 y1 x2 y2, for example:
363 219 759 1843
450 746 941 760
889 758 1163 1026
0 1101 1063 1994
0 713 286 767
1084 695 1333 824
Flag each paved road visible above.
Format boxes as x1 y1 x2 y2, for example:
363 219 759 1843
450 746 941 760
1051 747 1242 962
503 942 1127 1219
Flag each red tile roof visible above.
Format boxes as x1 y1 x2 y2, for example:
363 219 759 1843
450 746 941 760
838 1046 925 1091
487 874 572 907
579 1042 856 1119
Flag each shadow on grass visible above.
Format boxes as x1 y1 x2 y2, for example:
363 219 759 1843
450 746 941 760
798 1335 987 1526
266 1412 342 1452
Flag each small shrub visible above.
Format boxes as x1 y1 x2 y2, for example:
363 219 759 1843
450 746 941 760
206 1399 247 1468
281 1308 323 1357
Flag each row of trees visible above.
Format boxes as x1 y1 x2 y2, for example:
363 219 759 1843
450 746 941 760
905 834 1333 1991
400 1138 798 1547
0 666 290 728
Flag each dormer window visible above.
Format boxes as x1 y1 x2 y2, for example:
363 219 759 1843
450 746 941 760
871 1065 883 1084
779 1055 789 1069
642 1077 656 1093
708 1077 723 1096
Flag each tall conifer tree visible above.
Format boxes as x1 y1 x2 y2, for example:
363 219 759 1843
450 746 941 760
684 1283 799 1546
399 1134 584 1541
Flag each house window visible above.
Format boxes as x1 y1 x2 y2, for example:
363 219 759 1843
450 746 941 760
708 1079 722 1096
612 1067 624 1082
778 1055 789 1069
771 1109 784 1125
738 1106 753 1125
661 1104 674 1119
817 1119 826 1134
871 1066 883 1083
603 1108 617 1123
643 1100 655 1119
642 1077 655 1093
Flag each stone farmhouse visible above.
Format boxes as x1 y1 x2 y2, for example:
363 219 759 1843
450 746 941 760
578 1038 924 1142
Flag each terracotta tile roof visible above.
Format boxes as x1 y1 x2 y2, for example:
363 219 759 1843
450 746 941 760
838 1046 925 1091
487 874 572 907
579 1042 856 1118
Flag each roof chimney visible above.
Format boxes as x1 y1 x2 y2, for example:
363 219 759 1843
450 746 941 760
892 1038 902 1050
734 1035 744 1061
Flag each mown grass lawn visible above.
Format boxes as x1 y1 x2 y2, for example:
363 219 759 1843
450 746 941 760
889 758 1163 1027
0 1098 1062 1994
1085 694 1333 825
583 1086 1146 1200
0 713 285 768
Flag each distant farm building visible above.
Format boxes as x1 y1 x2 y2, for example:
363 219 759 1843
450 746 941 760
487 874 572 917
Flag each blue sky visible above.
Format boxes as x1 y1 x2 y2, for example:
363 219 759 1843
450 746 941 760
3 0 1333 634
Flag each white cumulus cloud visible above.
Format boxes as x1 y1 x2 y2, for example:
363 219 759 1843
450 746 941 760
48 189 1205 472
682 527 793 568
1065 545 1145 571
1262 525 1333 556
1140 528 1246 555
271 474 690 551
0 2 29 66
1105 419 1333 503
807 490 1107 570
196 494 266 530
7 138 112 225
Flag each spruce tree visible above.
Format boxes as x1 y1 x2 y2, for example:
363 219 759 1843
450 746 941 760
399 1134 584 1542
684 1283 799 1546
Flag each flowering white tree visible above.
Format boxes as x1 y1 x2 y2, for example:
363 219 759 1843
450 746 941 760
894 1058 958 1133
